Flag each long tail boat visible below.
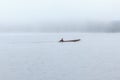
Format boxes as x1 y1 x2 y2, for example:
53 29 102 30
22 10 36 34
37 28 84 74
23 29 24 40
59 38 80 42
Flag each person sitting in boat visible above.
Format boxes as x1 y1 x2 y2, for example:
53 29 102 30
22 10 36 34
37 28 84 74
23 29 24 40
59 38 64 42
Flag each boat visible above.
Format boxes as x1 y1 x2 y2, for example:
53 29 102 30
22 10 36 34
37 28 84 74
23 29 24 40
59 38 80 42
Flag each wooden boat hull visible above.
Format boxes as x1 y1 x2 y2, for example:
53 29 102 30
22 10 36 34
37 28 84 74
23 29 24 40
59 39 80 42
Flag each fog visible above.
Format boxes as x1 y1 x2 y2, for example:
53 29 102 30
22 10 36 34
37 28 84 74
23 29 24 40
0 0 120 32
0 21 120 33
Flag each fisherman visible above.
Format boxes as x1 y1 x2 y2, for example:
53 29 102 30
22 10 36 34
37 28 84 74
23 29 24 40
59 38 64 42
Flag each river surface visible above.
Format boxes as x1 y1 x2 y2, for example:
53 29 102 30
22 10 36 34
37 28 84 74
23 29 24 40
0 33 120 80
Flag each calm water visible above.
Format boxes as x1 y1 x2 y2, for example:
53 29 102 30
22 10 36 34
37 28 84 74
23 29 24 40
0 33 120 80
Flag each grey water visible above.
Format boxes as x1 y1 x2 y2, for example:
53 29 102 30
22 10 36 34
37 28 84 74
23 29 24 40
0 33 120 80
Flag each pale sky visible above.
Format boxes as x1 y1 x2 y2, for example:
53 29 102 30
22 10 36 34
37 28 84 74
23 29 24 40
0 0 120 32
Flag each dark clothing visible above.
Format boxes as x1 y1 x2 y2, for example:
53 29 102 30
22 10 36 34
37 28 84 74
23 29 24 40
59 38 64 42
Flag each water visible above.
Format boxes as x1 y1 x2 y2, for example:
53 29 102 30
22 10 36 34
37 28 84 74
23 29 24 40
0 33 120 80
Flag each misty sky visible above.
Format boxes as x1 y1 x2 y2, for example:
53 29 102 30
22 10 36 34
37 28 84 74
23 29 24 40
0 0 120 32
